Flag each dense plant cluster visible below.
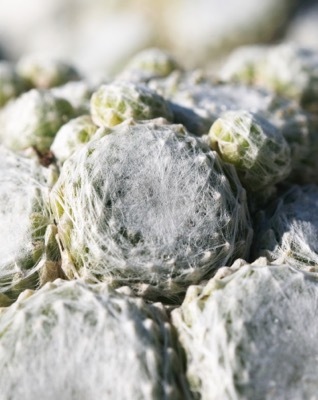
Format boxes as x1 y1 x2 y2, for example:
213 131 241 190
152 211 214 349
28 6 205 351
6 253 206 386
1 46 318 399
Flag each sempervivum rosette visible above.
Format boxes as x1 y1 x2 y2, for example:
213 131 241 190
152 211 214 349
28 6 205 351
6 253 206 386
0 89 74 153
172 259 318 400
0 147 60 306
208 110 291 192
0 279 190 400
90 81 173 128
50 120 252 302
253 185 318 272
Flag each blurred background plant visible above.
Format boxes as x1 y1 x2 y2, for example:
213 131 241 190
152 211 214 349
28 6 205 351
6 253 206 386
0 0 316 78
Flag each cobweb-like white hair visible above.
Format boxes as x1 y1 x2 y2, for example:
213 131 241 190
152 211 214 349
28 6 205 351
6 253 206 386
0 279 190 400
50 121 252 302
0 146 51 305
221 43 318 111
209 110 291 192
172 261 318 400
253 185 318 271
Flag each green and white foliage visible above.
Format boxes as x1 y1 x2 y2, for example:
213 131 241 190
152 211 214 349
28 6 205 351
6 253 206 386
150 72 303 137
0 147 59 306
51 80 94 115
0 89 74 153
253 185 318 271
268 98 318 184
151 72 318 183
0 280 190 400
209 110 291 192
50 115 98 164
16 55 80 89
119 47 181 82
172 260 318 400
50 121 252 302
90 81 173 128
221 44 318 112
220 45 269 85
0 61 26 108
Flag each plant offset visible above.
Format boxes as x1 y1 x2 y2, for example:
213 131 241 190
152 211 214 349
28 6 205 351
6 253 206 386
1 46 318 399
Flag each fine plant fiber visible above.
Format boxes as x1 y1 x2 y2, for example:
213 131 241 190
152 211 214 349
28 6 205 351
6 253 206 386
253 185 318 271
51 121 252 302
209 110 291 192
0 89 74 152
220 43 318 111
90 81 173 128
0 280 191 400
0 146 51 304
149 72 276 131
172 262 318 400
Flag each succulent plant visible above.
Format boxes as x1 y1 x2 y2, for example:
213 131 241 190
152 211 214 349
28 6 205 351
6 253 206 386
0 279 190 400
221 44 318 112
90 81 173 128
51 80 94 115
119 47 181 82
150 74 301 137
50 121 252 302
50 115 98 164
253 185 318 271
220 45 269 85
0 61 26 107
208 110 292 192
0 147 61 306
172 260 318 400
16 55 80 89
0 89 74 153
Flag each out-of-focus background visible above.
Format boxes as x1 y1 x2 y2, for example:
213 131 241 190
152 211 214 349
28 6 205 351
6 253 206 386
0 0 317 77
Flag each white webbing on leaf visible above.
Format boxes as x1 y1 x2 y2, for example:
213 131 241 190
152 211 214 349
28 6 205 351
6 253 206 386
253 185 318 271
220 44 318 111
0 146 50 303
51 121 252 301
209 110 291 192
0 280 190 400
172 262 318 400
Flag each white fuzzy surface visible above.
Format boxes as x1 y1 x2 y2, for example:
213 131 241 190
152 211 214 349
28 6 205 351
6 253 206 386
253 185 318 271
172 262 318 400
118 48 181 83
220 43 318 110
150 73 298 137
50 121 252 301
209 110 291 192
50 115 98 164
90 81 173 128
16 54 80 89
0 61 25 106
51 80 94 114
0 147 50 303
0 279 190 400
0 89 74 152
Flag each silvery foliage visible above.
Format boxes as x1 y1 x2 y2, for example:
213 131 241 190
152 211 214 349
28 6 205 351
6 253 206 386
0 61 26 107
172 260 318 400
209 110 291 192
150 70 318 184
16 54 80 89
51 80 94 115
253 185 318 271
90 81 173 128
0 147 51 305
0 279 190 400
0 89 74 153
118 47 181 83
220 43 318 111
50 121 252 302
